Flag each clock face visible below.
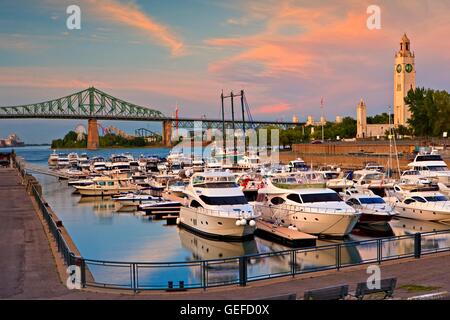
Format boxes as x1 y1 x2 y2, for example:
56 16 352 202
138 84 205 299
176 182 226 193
405 64 413 73
396 64 402 73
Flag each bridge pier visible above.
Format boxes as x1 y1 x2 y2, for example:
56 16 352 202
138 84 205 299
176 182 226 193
162 120 172 147
87 119 99 150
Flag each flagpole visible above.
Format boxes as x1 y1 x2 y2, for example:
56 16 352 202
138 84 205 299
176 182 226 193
321 97 324 143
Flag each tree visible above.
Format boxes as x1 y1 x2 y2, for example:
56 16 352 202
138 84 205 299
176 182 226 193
406 87 450 137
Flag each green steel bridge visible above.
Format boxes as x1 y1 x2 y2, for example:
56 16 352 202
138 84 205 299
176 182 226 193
0 87 301 148
0 87 300 129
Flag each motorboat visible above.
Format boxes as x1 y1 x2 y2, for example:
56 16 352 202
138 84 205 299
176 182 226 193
77 158 91 171
254 180 360 237
48 150 58 166
56 153 70 168
192 158 204 172
68 152 79 166
407 151 450 184
351 169 395 197
107 155 131 173
364 163 385 172
343 188 397 224
236 173 265 203
204 158 222 172
178 171 260 239
386 184 450 222
400 169 436 185
166 179 188 197
90 156 107 173
238 154 262 169
288 158 309 172
74 175 139 196
112 192 162 207
68 178 94 187
138 200 182 214
326 171 354 192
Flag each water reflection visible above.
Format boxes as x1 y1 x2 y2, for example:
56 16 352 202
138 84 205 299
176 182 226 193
389 217 450 235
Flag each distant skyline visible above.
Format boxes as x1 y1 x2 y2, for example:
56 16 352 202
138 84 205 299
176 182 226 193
1 0 449 143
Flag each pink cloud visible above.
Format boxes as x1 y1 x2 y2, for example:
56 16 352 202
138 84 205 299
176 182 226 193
253 103 291 115
85 0 184 56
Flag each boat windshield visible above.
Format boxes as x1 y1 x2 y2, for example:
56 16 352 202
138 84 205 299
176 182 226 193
424 195 448 202
359 197 385 204
199 195 248 205
416 155 443 161
300 193 342 203
427 166 449 172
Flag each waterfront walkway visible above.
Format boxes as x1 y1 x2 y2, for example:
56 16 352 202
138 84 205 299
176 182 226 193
1 166 449 300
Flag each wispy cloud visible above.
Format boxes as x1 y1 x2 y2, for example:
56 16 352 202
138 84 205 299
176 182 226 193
86 0 184 56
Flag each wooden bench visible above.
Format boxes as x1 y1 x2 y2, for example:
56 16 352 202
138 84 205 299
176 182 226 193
259 293 297 300
353 278 397 300
303 285 349 300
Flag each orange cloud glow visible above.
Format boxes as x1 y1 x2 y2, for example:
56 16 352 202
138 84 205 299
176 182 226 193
252 103 291 115
87 0 184 56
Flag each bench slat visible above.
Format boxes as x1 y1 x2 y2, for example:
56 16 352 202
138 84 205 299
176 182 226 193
304 285 349 300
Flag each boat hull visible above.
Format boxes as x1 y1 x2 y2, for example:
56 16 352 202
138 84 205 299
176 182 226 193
255 205 360 237
394 205 450 222
75 186 138 197
179 207 256 240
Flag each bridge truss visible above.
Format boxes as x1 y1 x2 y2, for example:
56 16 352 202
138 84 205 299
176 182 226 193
0 87 302 129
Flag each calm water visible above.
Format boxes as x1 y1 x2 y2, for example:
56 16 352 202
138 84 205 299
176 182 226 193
6 146 450 287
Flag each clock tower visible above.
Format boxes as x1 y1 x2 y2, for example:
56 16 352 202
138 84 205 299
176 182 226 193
394 33 416 126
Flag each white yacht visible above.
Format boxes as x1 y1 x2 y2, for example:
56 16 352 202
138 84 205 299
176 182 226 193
178 172 260 239
400 169 435 185
68 152 79 166
75 176 139 196
351 169 395 197
407 151 450 184
48 150 59 166
107 155 131 173
343 188 397 224
238 154 261 169
288 158 309 172
166 179 188 197
254 180 360 237
326 171 354 191
56 153 70 168
386 184 450 222
90 156 107 173
112 192 161 207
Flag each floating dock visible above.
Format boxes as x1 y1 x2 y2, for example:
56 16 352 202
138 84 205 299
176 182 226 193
255 220 317 247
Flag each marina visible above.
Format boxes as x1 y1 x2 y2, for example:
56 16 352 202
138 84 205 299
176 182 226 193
1 1 450 306
2 144 449 293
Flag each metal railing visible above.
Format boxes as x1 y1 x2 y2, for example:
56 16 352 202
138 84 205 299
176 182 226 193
12 155 450 292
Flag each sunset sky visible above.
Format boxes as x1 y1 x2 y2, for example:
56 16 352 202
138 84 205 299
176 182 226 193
1 0 449 143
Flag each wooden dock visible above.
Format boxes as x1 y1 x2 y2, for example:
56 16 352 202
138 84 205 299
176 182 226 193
24 163 71 179
255 220 317 247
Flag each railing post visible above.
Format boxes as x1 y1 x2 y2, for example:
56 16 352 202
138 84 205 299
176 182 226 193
132 263 137 293
378 239 382 264
202 261 207 290
291 250 296 277
336 244 341 270
414 233 422 258
239 257 247 286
